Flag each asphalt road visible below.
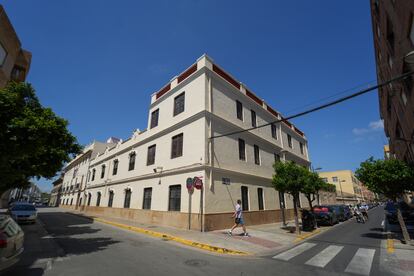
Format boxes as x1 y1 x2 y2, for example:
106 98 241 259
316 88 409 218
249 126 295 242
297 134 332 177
270 206 387 276
3 207 391 276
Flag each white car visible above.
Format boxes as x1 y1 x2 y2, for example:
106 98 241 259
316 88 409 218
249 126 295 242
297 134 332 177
8 203 37 224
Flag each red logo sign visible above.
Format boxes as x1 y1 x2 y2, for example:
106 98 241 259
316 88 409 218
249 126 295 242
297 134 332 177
193 177 203 190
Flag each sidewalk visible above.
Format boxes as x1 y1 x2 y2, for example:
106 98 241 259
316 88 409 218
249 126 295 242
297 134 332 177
63 208 324 256
382 218 414 275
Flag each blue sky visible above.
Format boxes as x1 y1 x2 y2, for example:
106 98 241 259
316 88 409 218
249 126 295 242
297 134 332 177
3 0 386 192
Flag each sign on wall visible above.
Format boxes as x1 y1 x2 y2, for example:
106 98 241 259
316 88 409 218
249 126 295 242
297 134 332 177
222 177 231 185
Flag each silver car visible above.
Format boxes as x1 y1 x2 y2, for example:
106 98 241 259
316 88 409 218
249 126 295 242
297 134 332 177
0 215 24 271
8 203 37 224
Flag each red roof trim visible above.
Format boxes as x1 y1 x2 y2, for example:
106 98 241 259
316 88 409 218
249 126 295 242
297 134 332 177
155 83 171 100
294 127 304 137
266 106 279 117
246 90 263 106
177 64 197 84
213 64 240 89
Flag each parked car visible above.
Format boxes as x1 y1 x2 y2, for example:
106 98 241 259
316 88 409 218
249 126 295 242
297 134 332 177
342 205 353 220
313 206 338 226
329 205 346 222
0 215 24 271
384 201 414 225
8 203 37 224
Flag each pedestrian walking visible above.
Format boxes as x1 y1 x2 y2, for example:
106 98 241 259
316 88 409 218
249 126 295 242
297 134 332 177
227 199 248 236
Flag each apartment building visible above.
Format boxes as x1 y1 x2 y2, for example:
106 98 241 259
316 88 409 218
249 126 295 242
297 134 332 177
61 55 310 231
0 5 31 88
370 0 414 164
318 170 365 204
49 175 63 207
60 140 116 209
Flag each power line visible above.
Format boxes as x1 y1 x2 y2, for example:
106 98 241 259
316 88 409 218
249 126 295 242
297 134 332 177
210 70 414 140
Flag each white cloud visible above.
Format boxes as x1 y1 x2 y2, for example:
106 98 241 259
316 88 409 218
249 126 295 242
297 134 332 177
352 119 384 136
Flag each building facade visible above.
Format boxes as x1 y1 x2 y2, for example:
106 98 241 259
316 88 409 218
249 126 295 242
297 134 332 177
370 0 414 164
59 140 116 209
319 170 366 204
49 175 63 207
61 55 311 231
0 5 31 88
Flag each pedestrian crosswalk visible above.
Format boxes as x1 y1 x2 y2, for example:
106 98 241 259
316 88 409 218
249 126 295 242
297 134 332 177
272 242 376 276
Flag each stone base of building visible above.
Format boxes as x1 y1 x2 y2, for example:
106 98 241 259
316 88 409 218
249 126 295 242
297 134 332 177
60 205 296 231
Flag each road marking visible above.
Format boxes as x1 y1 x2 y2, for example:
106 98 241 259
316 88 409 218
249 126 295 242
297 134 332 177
387 238 394 253
345 248 375 276
273 242 316 261
305 245 344 267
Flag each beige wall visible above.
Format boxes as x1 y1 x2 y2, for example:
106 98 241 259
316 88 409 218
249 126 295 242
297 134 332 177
318 170 363 201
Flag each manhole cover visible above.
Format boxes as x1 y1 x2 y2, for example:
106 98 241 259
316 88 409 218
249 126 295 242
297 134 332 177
184 259 209 267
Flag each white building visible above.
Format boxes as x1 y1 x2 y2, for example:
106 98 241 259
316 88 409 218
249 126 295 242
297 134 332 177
61 55 311 231
60 140 115 208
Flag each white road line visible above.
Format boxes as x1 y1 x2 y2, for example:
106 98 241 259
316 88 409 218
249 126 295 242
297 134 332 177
305 245 344 268
345 248 376 276
273 242 317 261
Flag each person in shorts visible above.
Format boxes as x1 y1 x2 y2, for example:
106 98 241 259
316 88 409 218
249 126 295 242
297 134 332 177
227 199 248 236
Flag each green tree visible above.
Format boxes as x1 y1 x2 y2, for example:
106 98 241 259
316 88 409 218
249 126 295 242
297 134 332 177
0 82 81 194
355 157 414 243
302 171 327 209
272 161 309 234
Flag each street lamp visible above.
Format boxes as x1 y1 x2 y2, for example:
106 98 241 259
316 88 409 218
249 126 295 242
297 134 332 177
338 179 346 204
312 167 322 205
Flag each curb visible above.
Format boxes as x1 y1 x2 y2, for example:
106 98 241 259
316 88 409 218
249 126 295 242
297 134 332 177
67 211 249 256
294 228 322 242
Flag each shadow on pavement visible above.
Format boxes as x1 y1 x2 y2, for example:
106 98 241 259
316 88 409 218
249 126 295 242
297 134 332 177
360 232 387 239
4 211 120 276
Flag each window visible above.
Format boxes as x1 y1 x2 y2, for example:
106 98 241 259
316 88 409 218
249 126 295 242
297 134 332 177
173 92 185 116
410 15 414 46
300 142 304 155
241 186 249 211
238 139 246 161
124 189 132 208
96 192 101 207
147 145 156 165
251 110 257 127
287 134 293 148
70 198 73 205
87 193 92 206
332 177 338 182
168 185 181 211
150 109 159 128
386 16 394 53
128 152 136 171
91 169 96 181
101 164 106 179
274 153 281 163
171 133 183 158
271 123 277 139
322 178 328 182
236 100 243 120
87 171 91 182
108 191 114 207
143 188 152 210
0 42 6 66
113 160 118 175
254 145 260 165
258 188 264 210
73 168 78 178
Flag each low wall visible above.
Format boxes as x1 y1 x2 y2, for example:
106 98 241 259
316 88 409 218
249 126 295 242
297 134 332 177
60 205 296 231
61 204 202 230
204 209 295 231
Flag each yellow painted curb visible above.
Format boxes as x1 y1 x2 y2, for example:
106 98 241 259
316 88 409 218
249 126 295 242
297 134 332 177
386 238 395 253
294 229 322 243
92 217 248 256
